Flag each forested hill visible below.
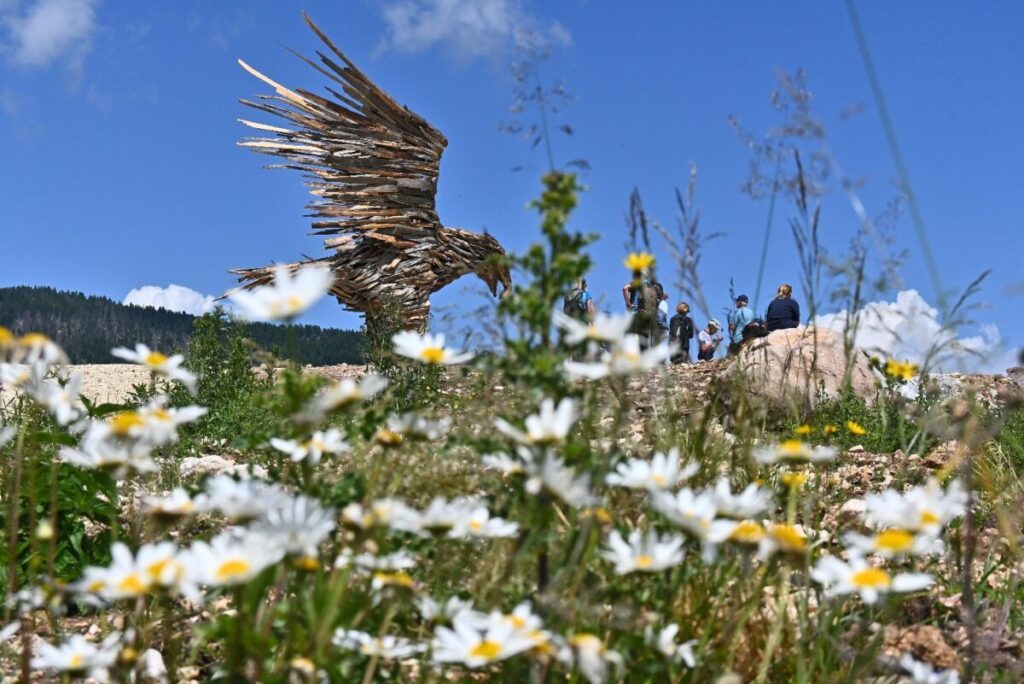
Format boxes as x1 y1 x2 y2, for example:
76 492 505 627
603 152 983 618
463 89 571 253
0 286 364 365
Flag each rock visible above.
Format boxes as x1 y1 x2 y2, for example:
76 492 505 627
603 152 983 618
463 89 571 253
848 444 865 454
839 498 866 520
179 455 236 479
732 326 876 408
882 624 960 671
923 440 959 470
138 649 168 683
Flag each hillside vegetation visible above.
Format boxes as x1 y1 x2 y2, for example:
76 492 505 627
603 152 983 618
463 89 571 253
0 285 363 365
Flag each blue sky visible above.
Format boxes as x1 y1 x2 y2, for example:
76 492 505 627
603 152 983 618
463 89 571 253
1 1 1021 370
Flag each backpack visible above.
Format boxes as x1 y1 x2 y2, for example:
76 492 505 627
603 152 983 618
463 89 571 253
630 279 664 312
562 288 589 319
742 318 769 341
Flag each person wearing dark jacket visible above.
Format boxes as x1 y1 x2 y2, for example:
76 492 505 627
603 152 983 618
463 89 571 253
765 284 801 332
669 302 695 364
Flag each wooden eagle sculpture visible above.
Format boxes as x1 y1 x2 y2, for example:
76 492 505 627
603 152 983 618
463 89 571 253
230 14 511 330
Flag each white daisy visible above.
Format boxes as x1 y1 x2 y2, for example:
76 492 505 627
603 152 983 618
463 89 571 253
335 549 417 572
143 488 196 522
0 423 16 449
552 309 633 345
601 529 685 575
392 330 474 365
710 479 772 519
416 596 487 627
495 397 577 446
59 425 157 480
864 479 966 535
227 263 334 322
247 495 336 556
340 498 421 532
811 554 932 604
900 653 961 684
193 474 291 520
180 531 285 588
605 448 698 491
134 399 207 446
449 507 519 539
567 633 624 684
376 412 451 445
110 343 197 394
30 373 84 426
333 629 425 659
753 440 837 465
305 374 388 418
270 428 350 466
524 454 599 508
403 497 478 536
432 613 542 667
843 529 943 559
0 621 19 644
651 623 697 667
31 633 121 681
482 450 532 475
564 335 671 380
16 332 67 366
650 488 738 562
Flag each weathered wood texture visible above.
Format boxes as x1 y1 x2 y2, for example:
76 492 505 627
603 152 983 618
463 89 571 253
230 13 510 330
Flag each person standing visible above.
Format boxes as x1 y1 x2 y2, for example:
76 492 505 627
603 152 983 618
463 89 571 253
765 284 800 332
727 294 755 356
697 319 723 361
669 302 695 364
563 278 596 323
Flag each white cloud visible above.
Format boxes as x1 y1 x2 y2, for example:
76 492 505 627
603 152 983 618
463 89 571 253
2 0 98 70
377 0 570 60
815 289 1016 374
123 285 217 317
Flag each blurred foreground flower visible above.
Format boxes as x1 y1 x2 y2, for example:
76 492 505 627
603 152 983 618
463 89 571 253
623 251 655 272
567 633 623 684
303 373 387 419
270 428 350 465
552 308 633 345
900 653 960 684
753 440 837 465
565 335 670 380
111 343 197 394
602 529 685 575
334 629 426 659
606 447 698 492
811 554 932 604
432 613 542 667
885 359 920 381
864 478 966 535
392 330 473 365
31 632 122 681
227 263 334 321
495 397 577 446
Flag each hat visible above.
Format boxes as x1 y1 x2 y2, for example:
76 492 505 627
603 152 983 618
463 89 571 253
736 294 749 303
708 319 721 329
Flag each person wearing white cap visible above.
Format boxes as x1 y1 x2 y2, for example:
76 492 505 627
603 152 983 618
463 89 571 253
697 319 723 361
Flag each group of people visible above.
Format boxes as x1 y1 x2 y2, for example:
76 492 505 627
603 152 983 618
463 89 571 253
563 277 802 364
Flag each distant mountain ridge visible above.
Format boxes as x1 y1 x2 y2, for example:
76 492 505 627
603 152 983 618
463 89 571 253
0 286 363 365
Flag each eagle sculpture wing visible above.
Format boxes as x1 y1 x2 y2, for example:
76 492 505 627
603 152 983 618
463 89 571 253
237 13 448 251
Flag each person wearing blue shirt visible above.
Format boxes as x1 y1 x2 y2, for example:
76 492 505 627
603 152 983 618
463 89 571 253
727 294 755 356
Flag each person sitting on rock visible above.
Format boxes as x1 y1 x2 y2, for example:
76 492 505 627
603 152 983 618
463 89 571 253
726 294 755 356
697 319 723 361
765 283 801 332
669 302 695 364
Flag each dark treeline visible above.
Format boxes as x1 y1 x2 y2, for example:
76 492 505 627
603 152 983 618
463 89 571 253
0 286 364 365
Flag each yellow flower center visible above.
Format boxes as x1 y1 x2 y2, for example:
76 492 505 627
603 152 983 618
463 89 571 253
781 472 808 489
294 556 319 572
286 295 302 313
920 510 940 526
144 351 168 367
778 440 811 460
109 411 144 435
769 524 807 552
794 425 813 436
290 657 315 673
469 519 484 532
0 327 13 345
151 408 172 422
846 421 866 435
374 429 404 447
419 346 446 363
635 554 654 569
470 640 503 661
19 332 50 346
507 615 526 629
117 573 147 595
69 654 85 669
650 473 667 487
823 424 838 435
875 529 915 552
146 558 171 579
216 559 251 582
373 571 414 588
851 567 892 588
87 579 106 592
730 520 765 544
569 633 603 652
